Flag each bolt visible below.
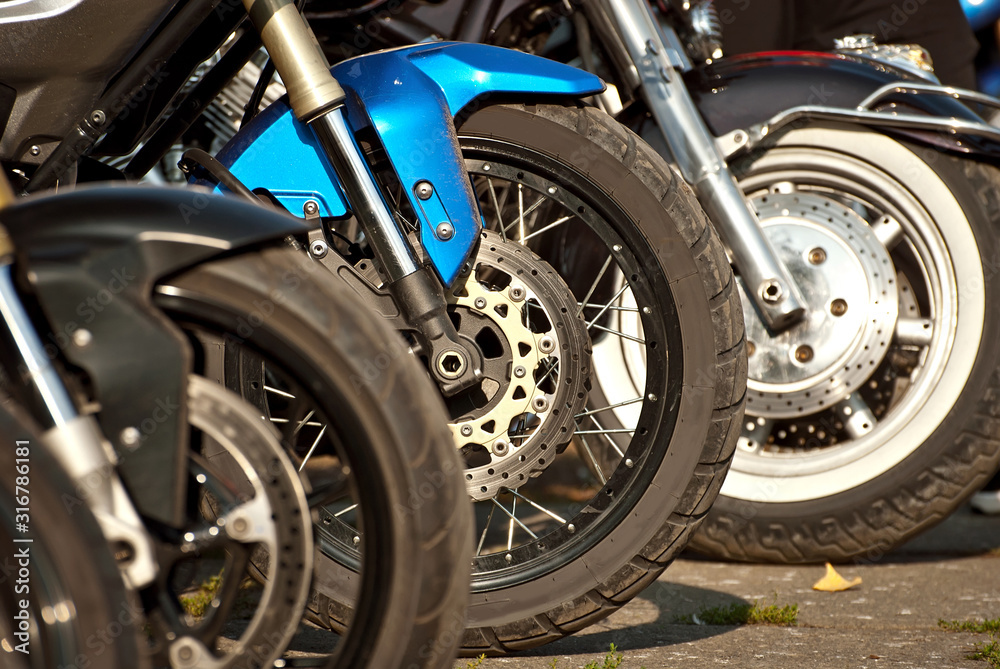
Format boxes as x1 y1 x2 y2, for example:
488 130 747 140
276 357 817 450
509 285 525 302
492 439 509 457
353 536 361 546
461 424 473 437
437 351 466 379
625 458 634 468
808 247 827 265
414 180 434 200
309 239 329 259
642 306 651 314
505 553 512 562
436 222 455 241
567 524 576 534
473 296 487 310
303 200 320 217
231 517 249 535
513 366 526 378
532 397 549 413
72 329 93 348
747 341 756 357
120 427 141 448
794 345 814 363
177 645 194 662
90 110 106 126
539 336 555 353
547 186 557 194
613 244 622 252
482 163 491 171
29 145 40 156
760 279 784 304
732 131 745 143
830 298 848 317
647 393 658 402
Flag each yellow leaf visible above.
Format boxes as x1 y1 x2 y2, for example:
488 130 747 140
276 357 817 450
812 562 862 592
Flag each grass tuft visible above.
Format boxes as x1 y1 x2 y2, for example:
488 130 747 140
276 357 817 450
968 635 1000 667
582 643 625 669
939 618 1000 635
676 597 799 626
179 574 223 618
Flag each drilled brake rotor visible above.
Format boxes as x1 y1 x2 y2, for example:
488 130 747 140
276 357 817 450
449 230 591 501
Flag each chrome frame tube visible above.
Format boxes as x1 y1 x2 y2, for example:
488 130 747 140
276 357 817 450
603 0 807 330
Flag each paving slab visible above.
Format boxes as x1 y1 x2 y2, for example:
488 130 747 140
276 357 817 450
451 505 1000 669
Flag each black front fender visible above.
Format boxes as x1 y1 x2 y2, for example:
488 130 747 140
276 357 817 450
0 186 308 526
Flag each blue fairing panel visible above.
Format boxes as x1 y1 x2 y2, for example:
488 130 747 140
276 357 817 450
214 42 604 286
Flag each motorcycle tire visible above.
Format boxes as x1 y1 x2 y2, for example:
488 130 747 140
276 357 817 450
689 123 1000 563
446 103 745 653
155 246 473 668
0 397 143 669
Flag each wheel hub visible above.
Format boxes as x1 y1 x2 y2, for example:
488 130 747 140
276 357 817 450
449 231 590 501
743 191 899 417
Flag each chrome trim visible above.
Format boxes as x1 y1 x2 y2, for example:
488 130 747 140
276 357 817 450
856 82 1000 113
0 0 84 23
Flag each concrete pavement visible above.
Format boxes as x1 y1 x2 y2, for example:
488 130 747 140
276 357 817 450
460 505 1000 668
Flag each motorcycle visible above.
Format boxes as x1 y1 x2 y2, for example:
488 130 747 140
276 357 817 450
0 161 472 667
1 0 748 657
288 0 1000 567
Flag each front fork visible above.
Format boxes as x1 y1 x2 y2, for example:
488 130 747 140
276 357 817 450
243 0 482 394
0 177 157 590
601 0 806 331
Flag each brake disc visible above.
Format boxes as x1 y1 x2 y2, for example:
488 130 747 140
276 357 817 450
146 375 312 669
743 191 900 418
447 230 591 501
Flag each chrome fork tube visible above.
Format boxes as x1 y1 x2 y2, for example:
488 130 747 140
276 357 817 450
240 0 420 283
604 0 806 330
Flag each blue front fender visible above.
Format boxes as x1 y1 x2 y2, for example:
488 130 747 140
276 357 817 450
214 42 604 285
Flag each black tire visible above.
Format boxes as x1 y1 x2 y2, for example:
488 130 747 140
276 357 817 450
0 397 142 669
156 247 473 668
689 124 1000 563
447 104 746 653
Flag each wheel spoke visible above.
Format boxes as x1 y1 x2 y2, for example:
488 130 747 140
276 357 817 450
520 215 573 243
838 394 877 439
486 178 507 243
491 496 538 542
576 396 643 420
291 409 316 438
586 283 630 329
476 503 496 557
578 434 607 485
264 417 323 427
332 503 358 518
502 190 547 239
895 316 934 346
873 214 904 249
509 488 566 524
577 302 639 312
265 385 295 399
297 424 328 472
575 255 614 317
587 415 626 458
588 321 646 345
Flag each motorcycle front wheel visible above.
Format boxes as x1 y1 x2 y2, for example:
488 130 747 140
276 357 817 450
448 104 745 653
156 247 473 668
688 123 1000 563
